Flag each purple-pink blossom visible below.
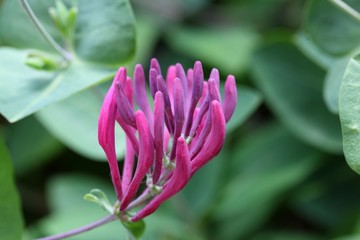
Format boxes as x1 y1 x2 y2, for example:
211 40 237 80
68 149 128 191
98 59 237 221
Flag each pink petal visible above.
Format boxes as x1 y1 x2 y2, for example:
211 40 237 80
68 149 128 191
170 78 185 160
199 81 208 105
176 63 188 99
190 109 211 159
98 72 124 201
131 137 191 221
184 61 204 136
156 75 174 135
185 68 193 111
120 110 154 210
189 92 210 139
115 82 136 128
209 68 220 87
208 78 221 102
166 65 176 109
223 75 237 123
149 68 158 99
122 137 135 195
151 58 162 76
114 66 127 86
116 115 139 156
190 101 226 175
134 64 153 128
153 92 165 183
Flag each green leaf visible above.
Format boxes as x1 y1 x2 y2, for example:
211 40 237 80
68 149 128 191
323 45 360 114
0 47 114 123
121 219 146 239
251 231 322 240
339 54 360 174
36 86 126 161
0 0 59 52
4 116 63 175
303 0 360 56
124 14 160 68
252 42 343 153
165 26 260 76
0 134 24 240
213 122 322 239
0 0 136 64
226 86 262 132
324 56 351 114
291 161 360 231
294 32 336 69
74 0 136 64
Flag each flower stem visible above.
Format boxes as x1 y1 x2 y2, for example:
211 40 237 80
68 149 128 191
330 0 360 22
34 214 117 240
125 190 152 211
19 0 72 61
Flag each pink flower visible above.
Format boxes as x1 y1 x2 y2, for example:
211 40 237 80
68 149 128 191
98 59 237 221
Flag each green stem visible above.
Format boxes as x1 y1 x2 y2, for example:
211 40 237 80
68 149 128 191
330 0 360 22
19 0 72 61
34 214 117 240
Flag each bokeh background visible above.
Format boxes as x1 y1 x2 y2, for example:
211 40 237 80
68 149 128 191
1 0 360 239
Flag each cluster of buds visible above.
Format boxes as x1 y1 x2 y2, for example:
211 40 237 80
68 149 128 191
98 59 237 221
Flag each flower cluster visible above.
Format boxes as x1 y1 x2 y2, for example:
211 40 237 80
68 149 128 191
98 59 237 221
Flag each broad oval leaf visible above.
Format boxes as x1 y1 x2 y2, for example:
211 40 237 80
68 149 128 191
251 42 342 153
165 26 260 76
294 32 336 69
74 0 136 64
339 54 360 174
324 57 351 114
303 0 360 56
323 47 360 114
0 47 114 122
36 87 126 161
4 116 63 175
213 122 322 239
0 135 24 240
0 0 136 64
0 0 58 52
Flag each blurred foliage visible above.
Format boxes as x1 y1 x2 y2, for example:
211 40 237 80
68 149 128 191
1 0 360 239
0 135 23 240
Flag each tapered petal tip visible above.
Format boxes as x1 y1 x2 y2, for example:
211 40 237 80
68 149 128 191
194 60 202 70
151 58 162 75
177 136 186 145
114 67 127 85
223 75 237 122
154 91 164 103
134 64 143 74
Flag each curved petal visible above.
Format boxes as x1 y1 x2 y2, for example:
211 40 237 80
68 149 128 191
120 110 154 210
190 101 226 175
153 91 165 183
223 75 237 123
98 69 126 201
170 78 185 160
184 61 204 136
132 137 191 221
134 64 153 127
115 82 136 128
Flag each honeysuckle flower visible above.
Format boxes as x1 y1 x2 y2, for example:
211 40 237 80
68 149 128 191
98 59 237 222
